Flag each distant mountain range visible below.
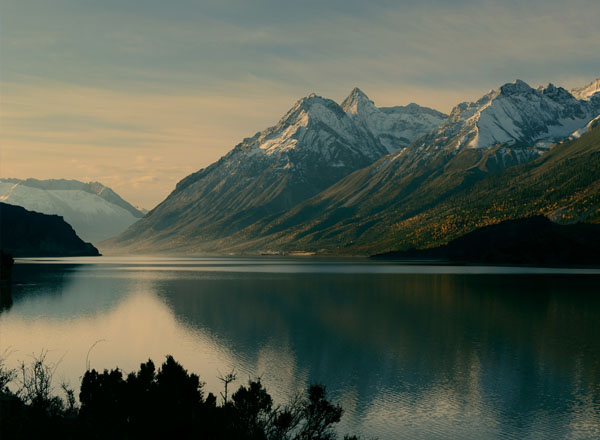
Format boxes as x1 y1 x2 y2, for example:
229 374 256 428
571 78 600 100
102 78 600 256
0 202 100 257
0 178 144 243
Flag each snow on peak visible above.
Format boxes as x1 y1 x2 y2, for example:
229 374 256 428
348 86 368 98
417 78 600 155
0 178 142 243
340 88 447 153
498 79 534 96
341 87 375 115
568 113 600 140
284 93 346 123
0 178 144 218
227 88 447 161
571 78 600 100
232 93 385 163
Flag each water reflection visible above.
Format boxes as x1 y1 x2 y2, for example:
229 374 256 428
7 263 129 318
1 260 599 439
155 273 600 438
0 283 12 311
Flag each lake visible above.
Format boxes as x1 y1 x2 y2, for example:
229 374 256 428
1 257 599 439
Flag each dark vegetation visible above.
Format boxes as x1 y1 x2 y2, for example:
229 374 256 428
0 203 100 257
0 251 13 280
0 352 363 440
373 216 600 266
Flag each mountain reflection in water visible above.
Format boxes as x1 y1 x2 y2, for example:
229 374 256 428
1 258 599 439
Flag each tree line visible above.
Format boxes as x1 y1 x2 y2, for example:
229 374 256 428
0 351 365 440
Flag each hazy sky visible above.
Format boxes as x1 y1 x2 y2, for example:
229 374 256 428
1 0 599 208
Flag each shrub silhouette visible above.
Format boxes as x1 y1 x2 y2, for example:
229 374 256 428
228 379 273 439
2 354 363 440
79 368 129 437
296 385 343 440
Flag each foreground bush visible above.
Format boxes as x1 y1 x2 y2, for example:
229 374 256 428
0 354 363 440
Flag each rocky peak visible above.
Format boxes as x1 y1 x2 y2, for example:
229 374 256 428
498 79 533 96
415 77 600 155
571 78 600 100
540 83 573 101
341 87 376 114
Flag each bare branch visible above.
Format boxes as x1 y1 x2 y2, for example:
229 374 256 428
217 368 237 404
85 339 107 371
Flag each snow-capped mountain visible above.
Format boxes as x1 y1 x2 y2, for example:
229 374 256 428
106 78 600 254
571 78 600 100
172 93 390 209
0 178 144 243
341 87 447 153
244 93 387 161
409 79 600 165
107 90 446 252
568 114 600 140
230 79 600 254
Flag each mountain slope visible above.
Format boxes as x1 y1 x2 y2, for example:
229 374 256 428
106 90 446 253
0 202 100 257
373 216 600 266
0 179 144 243
106 78 600 255
243 113 600 254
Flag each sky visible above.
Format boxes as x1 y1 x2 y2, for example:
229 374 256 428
1 0 599 209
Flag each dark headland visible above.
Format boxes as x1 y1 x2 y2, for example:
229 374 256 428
0 202 100 258
372 216 600 267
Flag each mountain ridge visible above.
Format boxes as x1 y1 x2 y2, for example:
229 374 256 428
0 178 144 243
104 78 600 255
341 87 447 153
571 77 600 100
0 178 144 217
237 115 600 255
105 88 447 253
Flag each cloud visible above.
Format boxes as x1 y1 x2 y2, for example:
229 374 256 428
0 80 301 208
3 0 598 95
1 0 598 208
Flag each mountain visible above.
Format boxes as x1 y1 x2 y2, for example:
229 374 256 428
0 202 100 257
341 87 447 153
106 78 600 255
0 178 144 243
243 107 600 254
106 90 446 253
571 78 600 100
410 79 600 160
373 216 600 266
568 114 600 140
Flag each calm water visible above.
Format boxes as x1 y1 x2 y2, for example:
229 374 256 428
1 257 600 439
